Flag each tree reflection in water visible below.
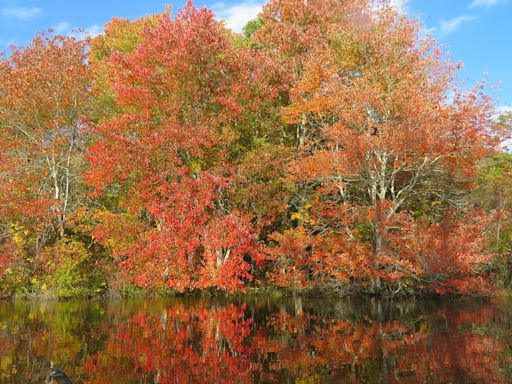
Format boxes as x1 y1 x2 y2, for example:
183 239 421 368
0 297 511 383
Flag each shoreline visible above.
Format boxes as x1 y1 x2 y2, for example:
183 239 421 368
0 285 503 301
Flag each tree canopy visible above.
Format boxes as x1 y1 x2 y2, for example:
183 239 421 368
0 0 510 297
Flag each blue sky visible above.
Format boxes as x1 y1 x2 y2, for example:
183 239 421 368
0 0 510 110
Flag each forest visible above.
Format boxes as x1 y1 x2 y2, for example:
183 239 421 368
0 0 511 298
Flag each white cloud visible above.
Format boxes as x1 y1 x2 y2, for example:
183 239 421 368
497 105 512 115
51 22 103 39
83 24 103 38
213 1 264 33
388 0 410 14
439 14 478 36
494 106 512 152
1 6 42 21
469 0 506 9
415 24 437 40
53 21 72 34
371 0 409 16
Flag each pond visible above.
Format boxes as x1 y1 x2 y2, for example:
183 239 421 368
1 296 511 383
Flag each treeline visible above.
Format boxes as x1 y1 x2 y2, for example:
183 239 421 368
0 0 511 298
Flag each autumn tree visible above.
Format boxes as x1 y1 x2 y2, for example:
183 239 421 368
86 3 283 292
259 1 501 294
0 33 92 284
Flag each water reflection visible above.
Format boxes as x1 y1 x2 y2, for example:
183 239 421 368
1 296 511 383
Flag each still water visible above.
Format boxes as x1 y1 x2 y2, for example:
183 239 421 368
1 296 512 383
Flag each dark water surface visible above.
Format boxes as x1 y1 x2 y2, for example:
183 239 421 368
1 296 512 383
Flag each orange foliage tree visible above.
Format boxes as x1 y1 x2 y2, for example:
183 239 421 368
258 0 502 294
85 3 283 292
0 34 92 278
